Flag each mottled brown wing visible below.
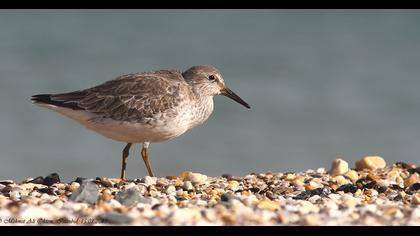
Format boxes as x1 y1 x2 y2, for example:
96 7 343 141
49 70 190 122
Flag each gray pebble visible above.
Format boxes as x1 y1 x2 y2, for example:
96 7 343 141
115 188 151 207
138 196 153 204
69 181 99 204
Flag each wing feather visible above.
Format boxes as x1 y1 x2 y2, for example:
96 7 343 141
43 70 191 122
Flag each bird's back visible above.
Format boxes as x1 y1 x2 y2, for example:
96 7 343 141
32 69 194 123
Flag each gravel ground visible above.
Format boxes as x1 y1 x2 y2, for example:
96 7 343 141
0 156 419 226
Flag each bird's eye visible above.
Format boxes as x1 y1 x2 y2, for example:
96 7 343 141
208 75 216 81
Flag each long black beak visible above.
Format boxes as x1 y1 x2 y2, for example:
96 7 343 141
221 87 251 109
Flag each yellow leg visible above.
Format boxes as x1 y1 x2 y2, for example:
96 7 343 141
120 143 132 179
141 142 155 177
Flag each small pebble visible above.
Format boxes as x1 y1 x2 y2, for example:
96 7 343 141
43 173 61 186
367 173 381 182
330 158 349 176
74 177 87 184
68 182 80 192
156 178 169 187
356 178 376 190
365 189 378 197
97 177 114 188
344 170 359 183
27 176 44 185
221 193 238 202
38 187 56 195
316 168 326 174
257 199 279 211
307 195 321 203
69 181 99 204
285 173 296 180
409 183 420 192
305 180 323 191
332 175 349 186
183 181 193 191
404 174 419 189
335 184 358 193
293 176 305 186
295 188 330 200
142 176 156 186
355 156 386 171
165 185 176 195
115 188 143 208
187 173 208 185
101 189 113 202
9 191 20 200
179 171 193 180
227 180 240 191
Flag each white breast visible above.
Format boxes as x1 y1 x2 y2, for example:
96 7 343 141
181 96 214 130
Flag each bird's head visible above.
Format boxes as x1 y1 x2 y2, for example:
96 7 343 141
182 65 250 109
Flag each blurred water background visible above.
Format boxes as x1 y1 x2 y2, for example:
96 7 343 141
1 10 420 182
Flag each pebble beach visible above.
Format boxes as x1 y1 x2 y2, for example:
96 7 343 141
0 156 419 226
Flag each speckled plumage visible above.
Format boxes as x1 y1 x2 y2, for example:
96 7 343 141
31 65 250 178
43 70 188 122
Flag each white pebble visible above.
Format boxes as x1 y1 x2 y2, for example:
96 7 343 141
183 181 193 190
9 191 20 200
329 159 349 176
188 173 207 185
166 185 176 195
316 167 326 174
143 176 156 186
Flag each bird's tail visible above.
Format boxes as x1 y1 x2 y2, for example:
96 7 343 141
31 94 54 105
31 93 82 110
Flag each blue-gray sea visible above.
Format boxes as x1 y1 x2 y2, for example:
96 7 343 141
1 10 420 182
